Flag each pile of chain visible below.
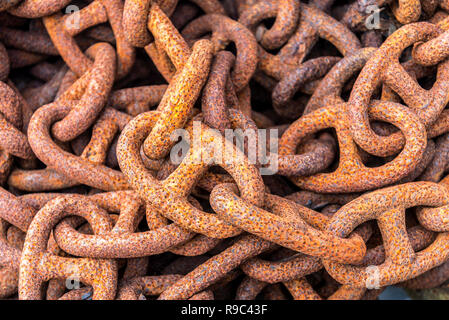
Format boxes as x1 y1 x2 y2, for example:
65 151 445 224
2 0 449 300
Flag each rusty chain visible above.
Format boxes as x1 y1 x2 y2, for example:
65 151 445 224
2 0 449 301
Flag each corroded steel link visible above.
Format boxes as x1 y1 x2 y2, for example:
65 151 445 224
240 200 371 283
241 226 372 286
271 56 340 119
123 0 224 48
413 16 449 66
0 42 9 81
8 168 78 192
0 267 18 298
323 182 449 288
380 59 436 116
123 0 174 48
142 40 213 161
241 254 322 284
201 56 254 133
58 287 93 300
11 104 126 192
0 234 20 270
117 111 265 238
340 0 388 32
18 124 194 257
0 219 21 269
275 132 336 177
1 189 186 260
117 275 183 299
51 43 116 142
240 0 300 50
0 149 13 185
145 197 221 257
43 0 135 79
51 192 198 258
279 101 426 193
302 47 438 167
123 256 149 280
427 109 449 138
304 48 376 115
171 2 200 30
61 1 108 37
421 0 438 17
419 133 449 182
400 260 449 289
193 171 235 193
0 81 21 129
28 103 130 191
210 184 366 263
4 0 449 301
235 84 252 118
225 108 265 168
285 190 359 211
0 81 33 159
284 277 366 300
13 189 139 225
161 256 211 275
441 0 449 11
415 174 449 232
0 27 58 56
23 66 67 111
182 13 258 92
55 68 78 98
0 220 22 298
247 2 361 81
348 23 449 157
239 1 360 117
235 270 364 300
61 282 212 300
85 25 116 43
235 276 268 300
190 0 226 15
397 140 436 184
146 3 191 72
185 290 214 300
19 196 117 300
0 0 21 12
0 186 35 231
108 85 167 116
202 50 236 132
6 0 71 18
158 235 274 300
145 42 177 82
356 225 435 267
7 48 46 69
391 0 422 24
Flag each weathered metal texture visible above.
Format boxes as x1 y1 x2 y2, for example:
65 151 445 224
348 22 449 157
3 0 449 301
117 111 265 238
5 0 72 19
280 100 426 193
182 13 258 92
239 1 361 119
210 184 366 263
143 39 213 161
239 0 300 50
323 182 449 287
19 196 117 300
43 0 135 79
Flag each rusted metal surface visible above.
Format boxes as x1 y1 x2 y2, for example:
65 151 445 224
2 0 449 301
